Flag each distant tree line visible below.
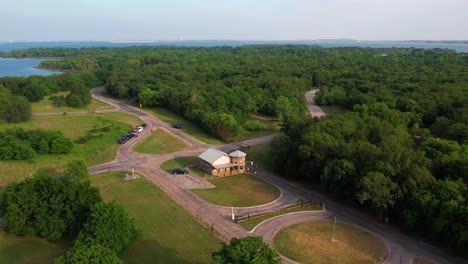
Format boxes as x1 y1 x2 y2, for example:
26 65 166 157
0 128 73 160
0 161 140 264
0 69 101 123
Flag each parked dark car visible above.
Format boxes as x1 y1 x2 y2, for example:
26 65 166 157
172 124 182 129
118 135 130 144
172 168 189 174
141 123 147 128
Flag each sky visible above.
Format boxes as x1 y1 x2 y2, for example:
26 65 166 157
1 0 467 41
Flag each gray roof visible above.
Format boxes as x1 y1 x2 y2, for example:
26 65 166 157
199 148 228 164
229 150 247 158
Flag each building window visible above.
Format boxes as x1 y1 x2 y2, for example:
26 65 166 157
240 166 243 170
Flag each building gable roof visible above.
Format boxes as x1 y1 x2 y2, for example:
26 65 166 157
229 150 246 158
199 148 228 164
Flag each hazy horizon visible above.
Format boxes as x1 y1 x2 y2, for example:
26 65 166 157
2 39 468 43
2 0 468 42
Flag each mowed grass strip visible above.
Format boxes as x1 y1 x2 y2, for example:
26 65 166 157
239 203 320 231
244 143 274 171
144 107 224 145
0 230 69 264
192 174 280 207
0 112 142 187
273 221 386 264
133 129 188 154
160 156 199 172
91 172 221 264
31 91 113 113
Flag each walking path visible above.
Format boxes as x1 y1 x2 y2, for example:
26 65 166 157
28 87 464 264
305 89 325 117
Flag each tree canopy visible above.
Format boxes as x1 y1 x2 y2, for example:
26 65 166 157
212 237 281 264
0 170 101 239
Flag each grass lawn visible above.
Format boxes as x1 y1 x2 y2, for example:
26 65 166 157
236 128 278 142
0 112 142 188
244 143 274 171
160 156 199 172
237 114 280 141
144 107 224 145
0 230 69 264
273 221 386 264
91 171 221 264
192 174 280 207
32 92 113 113
190 166 208 177
239 203 320 231
133 129 188 154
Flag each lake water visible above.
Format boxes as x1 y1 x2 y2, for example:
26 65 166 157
0 58 62 77
1 41 467 77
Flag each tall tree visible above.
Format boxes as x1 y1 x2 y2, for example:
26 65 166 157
54 243 122 264
357 171 400 220
64 160 89 183
6 96 31 123
74 201 141 254
212 237 281 264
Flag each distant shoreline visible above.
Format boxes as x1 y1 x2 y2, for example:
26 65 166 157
1 40 467 54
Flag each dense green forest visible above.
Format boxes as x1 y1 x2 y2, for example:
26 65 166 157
2 45 467 254
0 161 140 263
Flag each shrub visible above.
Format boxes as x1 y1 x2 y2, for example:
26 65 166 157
0 128 73 160
6 96 31 123
244 120 266 131
0 171 102 240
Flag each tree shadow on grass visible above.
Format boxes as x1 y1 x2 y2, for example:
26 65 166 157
121 239 209 264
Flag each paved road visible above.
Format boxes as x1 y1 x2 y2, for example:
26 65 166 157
65 87 465 264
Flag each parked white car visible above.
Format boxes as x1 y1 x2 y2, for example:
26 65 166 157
136 126 144 133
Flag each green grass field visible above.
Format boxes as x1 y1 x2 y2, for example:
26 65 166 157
0 112 142 187
239 203 320 231
192 174 280 207
160 157 208 177
0 230 69 264
190 166 207 177
273 221 386 264
144 107 224 145
91 171 221 263
244 143 274 171
133 129 188 154
31 92 113 113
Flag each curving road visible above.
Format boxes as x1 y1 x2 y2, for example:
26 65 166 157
78 87 465 264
